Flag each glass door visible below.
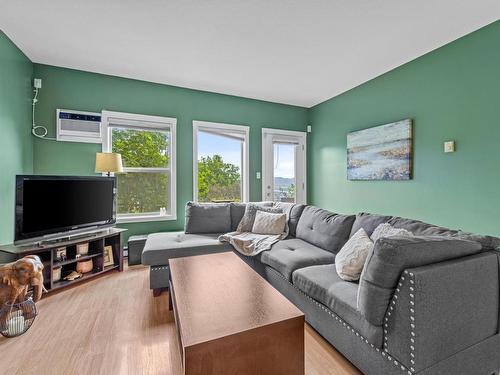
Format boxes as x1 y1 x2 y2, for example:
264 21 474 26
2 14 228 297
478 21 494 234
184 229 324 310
262 129 306 204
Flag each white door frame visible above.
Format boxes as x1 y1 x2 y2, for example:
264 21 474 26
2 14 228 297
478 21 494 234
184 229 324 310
262 128 307 204
193 120 250 202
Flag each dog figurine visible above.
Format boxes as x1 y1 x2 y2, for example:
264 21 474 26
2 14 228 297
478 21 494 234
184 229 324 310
0 255 45 307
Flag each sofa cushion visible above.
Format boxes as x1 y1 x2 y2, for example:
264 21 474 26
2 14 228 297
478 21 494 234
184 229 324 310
293 264 383 347
357 235 483 326
185 202 231 234
141 231 233 266
370 223 413 243
350 212 393 238
260 238 336 280
455 231 500 250
288 204 306 237
388 216 458 237
230 202 273 231
230 203 247 231
295 206 355 253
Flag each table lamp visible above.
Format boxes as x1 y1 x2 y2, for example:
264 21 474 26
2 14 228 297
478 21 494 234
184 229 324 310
95 152 123 177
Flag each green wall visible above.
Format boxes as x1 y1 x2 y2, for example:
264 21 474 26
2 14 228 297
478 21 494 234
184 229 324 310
308 20 500 236
0 32 33 245
32 64 308 241
3 21 499 244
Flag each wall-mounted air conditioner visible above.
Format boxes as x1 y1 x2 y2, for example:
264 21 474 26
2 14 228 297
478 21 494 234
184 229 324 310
56 109 102 143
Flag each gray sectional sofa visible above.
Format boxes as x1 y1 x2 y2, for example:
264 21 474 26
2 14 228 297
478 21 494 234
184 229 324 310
141 202 500 375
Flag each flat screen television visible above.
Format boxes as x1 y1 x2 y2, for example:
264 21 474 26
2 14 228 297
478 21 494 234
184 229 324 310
15 175 116 245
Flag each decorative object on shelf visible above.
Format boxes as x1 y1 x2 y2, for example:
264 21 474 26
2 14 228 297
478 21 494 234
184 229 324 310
103 245 114 267
55 247 67 262
76 242 89 256
63 271 82 281
53 266 62 282
0 255 45 306
0 297 37 338
76 259 93 274
347 119 413 180
95 152 123 177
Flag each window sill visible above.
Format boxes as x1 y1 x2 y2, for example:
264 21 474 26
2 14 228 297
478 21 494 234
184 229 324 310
116 214 177 224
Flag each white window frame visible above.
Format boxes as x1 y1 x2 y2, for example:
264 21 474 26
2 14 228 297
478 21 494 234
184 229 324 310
102 110 177 223
262 128 307 204
193 120 250 203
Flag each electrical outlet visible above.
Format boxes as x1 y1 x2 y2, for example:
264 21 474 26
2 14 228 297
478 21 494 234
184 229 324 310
307 125 312 133
256 172 261 179
33 78 42 89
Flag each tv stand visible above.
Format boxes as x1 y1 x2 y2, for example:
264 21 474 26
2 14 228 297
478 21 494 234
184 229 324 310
0 228 126 293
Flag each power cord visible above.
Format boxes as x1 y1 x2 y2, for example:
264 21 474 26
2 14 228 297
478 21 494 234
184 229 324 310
32 85 56 140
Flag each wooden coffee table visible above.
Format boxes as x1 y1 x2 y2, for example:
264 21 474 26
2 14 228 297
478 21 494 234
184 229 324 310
168 252 305 375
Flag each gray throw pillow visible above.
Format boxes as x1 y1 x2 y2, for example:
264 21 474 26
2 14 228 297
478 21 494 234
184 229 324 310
236 203 282 232
184 202 231 234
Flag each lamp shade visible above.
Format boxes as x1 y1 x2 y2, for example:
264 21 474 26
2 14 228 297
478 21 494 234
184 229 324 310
95 152 123 174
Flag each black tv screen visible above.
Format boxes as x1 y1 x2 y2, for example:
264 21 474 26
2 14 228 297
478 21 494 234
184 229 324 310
15 176 116 243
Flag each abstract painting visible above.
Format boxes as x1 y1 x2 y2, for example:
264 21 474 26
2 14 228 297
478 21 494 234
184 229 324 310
347 119 412 180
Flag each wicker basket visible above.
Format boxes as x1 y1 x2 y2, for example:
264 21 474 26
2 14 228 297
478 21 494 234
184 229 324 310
0 298 37 338
53 266 62 282
76 259 93 274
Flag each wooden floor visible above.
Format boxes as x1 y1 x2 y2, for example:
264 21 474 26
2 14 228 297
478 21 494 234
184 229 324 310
0 262 361 375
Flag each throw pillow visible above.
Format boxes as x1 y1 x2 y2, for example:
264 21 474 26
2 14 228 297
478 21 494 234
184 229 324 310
370 223 413 243
335 228 374 281
252 210 287 235
236 203 282 232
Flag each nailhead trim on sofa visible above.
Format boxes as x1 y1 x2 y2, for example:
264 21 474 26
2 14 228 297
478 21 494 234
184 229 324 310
267 266 414 375
151 265 169 271
406 270 416 373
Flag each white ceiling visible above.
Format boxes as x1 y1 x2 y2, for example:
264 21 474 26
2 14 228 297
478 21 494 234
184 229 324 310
1 1 499 107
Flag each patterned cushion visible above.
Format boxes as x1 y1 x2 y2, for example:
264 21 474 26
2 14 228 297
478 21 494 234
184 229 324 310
236 203 282 232
370 223 413 243
335 228 374 281
252 211 287 235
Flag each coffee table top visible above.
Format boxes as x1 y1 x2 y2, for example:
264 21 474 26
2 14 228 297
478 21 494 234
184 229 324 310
169 252 304 347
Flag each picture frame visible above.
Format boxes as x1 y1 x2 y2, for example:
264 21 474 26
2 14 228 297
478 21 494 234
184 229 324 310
55 247 67 262
103 245 114 267
347 119 413 180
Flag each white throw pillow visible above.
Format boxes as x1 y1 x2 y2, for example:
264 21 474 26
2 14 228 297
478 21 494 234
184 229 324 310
251 210 287 235
370 223 413 243
335 228 374 281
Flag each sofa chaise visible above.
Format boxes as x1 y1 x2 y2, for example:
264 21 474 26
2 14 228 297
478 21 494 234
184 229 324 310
141 202 500 375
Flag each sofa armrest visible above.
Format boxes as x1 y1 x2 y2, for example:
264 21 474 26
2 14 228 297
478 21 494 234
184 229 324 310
385 251 499 373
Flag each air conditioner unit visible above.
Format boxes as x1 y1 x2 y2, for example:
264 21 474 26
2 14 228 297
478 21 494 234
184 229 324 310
56 109 102 143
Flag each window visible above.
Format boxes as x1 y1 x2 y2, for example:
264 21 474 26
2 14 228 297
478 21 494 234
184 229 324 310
102 111 176 223
193 121 249 203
